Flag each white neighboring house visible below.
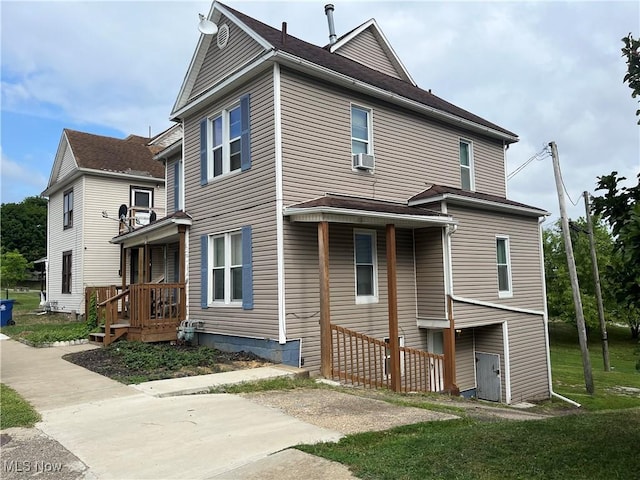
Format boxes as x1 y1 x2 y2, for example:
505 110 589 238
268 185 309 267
42 129 166 315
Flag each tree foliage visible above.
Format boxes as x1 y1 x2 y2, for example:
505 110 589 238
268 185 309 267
0 250 31 288
0 196 47 263
591 172 640 338
622 33 640 123
543 218 618 331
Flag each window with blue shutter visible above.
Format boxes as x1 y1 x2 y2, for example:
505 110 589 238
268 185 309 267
200 235 209 308
241 225 253 310
173 161 180 212
199 94 251 185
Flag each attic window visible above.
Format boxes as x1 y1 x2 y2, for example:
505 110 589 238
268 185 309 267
217 24 230 49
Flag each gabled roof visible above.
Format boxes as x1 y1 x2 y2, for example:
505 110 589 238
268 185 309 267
43 129 165 196
409 185 549 217
172 2 517 142
329 18 416 86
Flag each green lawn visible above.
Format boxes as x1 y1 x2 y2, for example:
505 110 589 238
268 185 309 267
0 383 41 429
549 321 640 410
299 409 640 480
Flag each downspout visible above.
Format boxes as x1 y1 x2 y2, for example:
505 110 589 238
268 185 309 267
538 216 581 407
274 63 287 344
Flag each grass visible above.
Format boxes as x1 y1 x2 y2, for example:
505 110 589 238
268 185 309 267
0 383 41 429
298 409 640 480
1 290 89 345
549 321 640 411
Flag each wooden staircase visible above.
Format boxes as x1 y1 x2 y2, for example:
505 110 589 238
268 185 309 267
89 322 130 345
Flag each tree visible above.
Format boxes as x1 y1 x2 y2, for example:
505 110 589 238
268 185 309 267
544 218 619 330
622 33 640 123
0 250 31 289
0 196 47 262
592 172 640 338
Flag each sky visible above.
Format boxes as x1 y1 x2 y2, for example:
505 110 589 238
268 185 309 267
1 0 639 224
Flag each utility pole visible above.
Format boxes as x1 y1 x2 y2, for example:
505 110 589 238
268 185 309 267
583 191 611 372
549 141 594 394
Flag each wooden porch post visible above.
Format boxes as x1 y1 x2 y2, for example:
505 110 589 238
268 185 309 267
444 295 459 394
318 221 331 378
178 225 186 284
386 224 401 392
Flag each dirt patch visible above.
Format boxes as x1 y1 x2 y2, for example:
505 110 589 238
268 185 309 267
63 344 271 383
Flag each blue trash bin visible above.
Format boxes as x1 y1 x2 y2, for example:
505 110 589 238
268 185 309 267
0 299 16 326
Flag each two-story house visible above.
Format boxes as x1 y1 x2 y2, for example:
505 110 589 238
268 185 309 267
103 1 552 403
42 129 166 315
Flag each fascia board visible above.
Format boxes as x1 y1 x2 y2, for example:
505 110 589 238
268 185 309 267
283 206 456 226
275 51 519 143
409 193 549 217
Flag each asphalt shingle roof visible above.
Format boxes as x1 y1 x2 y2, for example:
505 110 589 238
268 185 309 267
64 129 165 179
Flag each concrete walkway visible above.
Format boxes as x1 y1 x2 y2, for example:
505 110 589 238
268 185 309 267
0 339 351 479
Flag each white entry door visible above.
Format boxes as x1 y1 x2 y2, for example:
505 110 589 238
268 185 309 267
476 352 501 402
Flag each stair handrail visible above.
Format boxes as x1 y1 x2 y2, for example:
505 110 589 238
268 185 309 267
98 288 130 346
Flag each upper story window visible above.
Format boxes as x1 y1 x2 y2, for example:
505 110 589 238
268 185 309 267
351 105 372 154
131 187 153 226
459 139 475 191
200 94 251 185
62 251 72 294
173 160 183 212
63 189 73 229
354 229 378 304
496 236 512 298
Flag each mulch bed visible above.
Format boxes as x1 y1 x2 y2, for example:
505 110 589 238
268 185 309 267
63 344 271 384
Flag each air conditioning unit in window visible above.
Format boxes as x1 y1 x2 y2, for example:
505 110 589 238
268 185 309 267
353 153 375 170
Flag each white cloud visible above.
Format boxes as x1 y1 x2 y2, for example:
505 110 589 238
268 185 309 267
0 149 48 203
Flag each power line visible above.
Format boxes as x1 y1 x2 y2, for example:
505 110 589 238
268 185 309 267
507 145 550 181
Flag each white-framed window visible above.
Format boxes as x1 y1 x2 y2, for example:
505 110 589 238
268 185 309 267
459 139 475 191
63 189 73 229
351 105 372 154
208 104 242 179
209 231 243 305
131 187 152 226
354 229 378 303
496 236 512 298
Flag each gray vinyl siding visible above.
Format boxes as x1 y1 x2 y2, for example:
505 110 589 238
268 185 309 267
335 28 402 79
507 315 550 402
284 223 424 374
474 323 506 402
56 140 76 182
448 205 545 314
414 227 446 320
185 71 278 338
46 177 84 314
455 330 475 392
167 244 180 282
190 17 265 100
279 69 506 206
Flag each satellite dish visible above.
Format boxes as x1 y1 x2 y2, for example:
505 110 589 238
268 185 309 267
150 211 157 223
198 13 218 35
118 204 128 218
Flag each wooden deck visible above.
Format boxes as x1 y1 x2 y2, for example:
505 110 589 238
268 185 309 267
86 283 186 345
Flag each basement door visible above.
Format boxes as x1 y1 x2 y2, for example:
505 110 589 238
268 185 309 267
475 352 501 402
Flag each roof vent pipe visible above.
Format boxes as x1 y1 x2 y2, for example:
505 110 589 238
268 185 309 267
324 4 337 45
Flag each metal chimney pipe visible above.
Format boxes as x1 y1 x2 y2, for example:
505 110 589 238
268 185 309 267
324 4 337 45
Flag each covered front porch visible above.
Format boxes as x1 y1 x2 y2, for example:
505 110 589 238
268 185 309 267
284 194 460 393
86 211 191 345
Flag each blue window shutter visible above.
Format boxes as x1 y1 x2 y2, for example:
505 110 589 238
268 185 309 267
173 161 179 212
240 94 251 172
200 235 209 309
200 118 208 185
242 225 253 310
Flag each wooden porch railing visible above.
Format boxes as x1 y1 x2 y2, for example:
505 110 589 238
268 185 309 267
89 283 186 345
330 324 445 393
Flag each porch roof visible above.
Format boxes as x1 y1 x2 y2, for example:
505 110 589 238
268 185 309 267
283 194 456 228
409 184 549 217
110 211 192 248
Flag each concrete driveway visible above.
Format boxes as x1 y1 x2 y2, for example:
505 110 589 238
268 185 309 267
0 339 345 479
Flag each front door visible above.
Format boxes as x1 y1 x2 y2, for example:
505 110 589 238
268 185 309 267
475 352 501 402
428 330 444 392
